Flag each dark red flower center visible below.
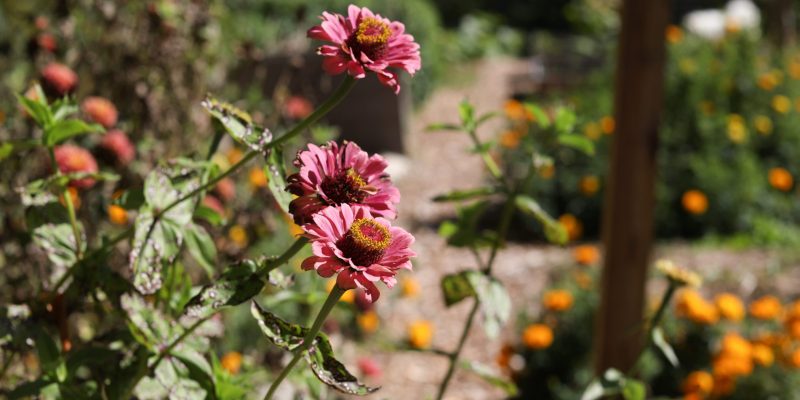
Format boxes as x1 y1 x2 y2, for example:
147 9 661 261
320 168 368 205
338 218 391 266
346 17 391 61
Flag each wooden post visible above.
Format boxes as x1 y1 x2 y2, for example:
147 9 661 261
594 0 669 373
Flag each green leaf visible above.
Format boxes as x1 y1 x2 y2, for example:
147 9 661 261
475 112 497 127
112 188 145 210
459 361 518 396
515 196 568 245
183 259 268 319
458 100 475 127
0 139 39 161
194 204 225 226
184 222 217 278
433 187 496 202
33 327 62 376
554 107 577 134
622 379 646 400
652 327 679 368
19 172 118 207
523 103 550 128
32 223 83 269
438 200 494 248
203 95 272 155
580 369 626 400
8 379 56 400
121 293 172 347
17 92 52 127
132 166 200 294
425 122 461 132
558 133 595 155
130 211 184 295
466 273 511 339
45 119 104 146
441 271 477 307
250 302 378 395
134 356 208 400
265 147 293 214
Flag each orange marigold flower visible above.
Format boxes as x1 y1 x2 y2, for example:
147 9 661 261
714 293 744 322
248 167 268 189
789 349 800 368
749 295 782 320
504 99 527 121
720 333 752 360
682 370 713 395
768 167 793 192
600 116 615 134
522 324 553 350
790 59 800 79
753 115 773 135
500 130 523 149
578 175 600 196
401 277 420 298
772 95 791 114
573 245 600 266
108 205 128 225
713 354 753 378
227 225 248 248
786 319 800 339
357 310 380 334
727 114 747 143
496 343 515 370
558 214 582 241
682 190 708 215
543 290 573 312
751 343 774 366
676 289 718 325
666 25 683 44
407 320 433 349
757 72 779 91
220 351 243 375
538 163 555 179
583 122 601 140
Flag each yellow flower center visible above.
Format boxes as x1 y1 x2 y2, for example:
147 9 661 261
347 17 391 60
338 218 391 266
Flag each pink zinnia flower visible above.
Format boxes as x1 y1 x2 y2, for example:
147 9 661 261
82 96 118 128
307 5 421 94
286 141 399 225
283 95 313 120
302 204 414 303
41 63 78 95
54 145 98 189
100 130 135 165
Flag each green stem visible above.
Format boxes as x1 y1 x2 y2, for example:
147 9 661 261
149 315 211 372
466 129 503 181
47 147 83 260
628 282 677 376
258 237 309 276
436 187 520 400
264 286 345 400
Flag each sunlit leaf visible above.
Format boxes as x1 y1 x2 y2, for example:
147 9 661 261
16 92 52 127
558 133 595 155
523 103 550 128
265 147 292 214
515 195 568 245
433 187 496 203
250 302 378 395
440 271 477 307
203 95 272 155
466 273 511 338
459 361 518 396
184 260 267 319
183 222 217 278
45 119 104 146
425 122 461 132
652 327 679 368
33 223 84 269
554 107 577 134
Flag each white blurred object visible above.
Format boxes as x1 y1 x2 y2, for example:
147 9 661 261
725 0 760 31
382 153 411 181
684 9 726 40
